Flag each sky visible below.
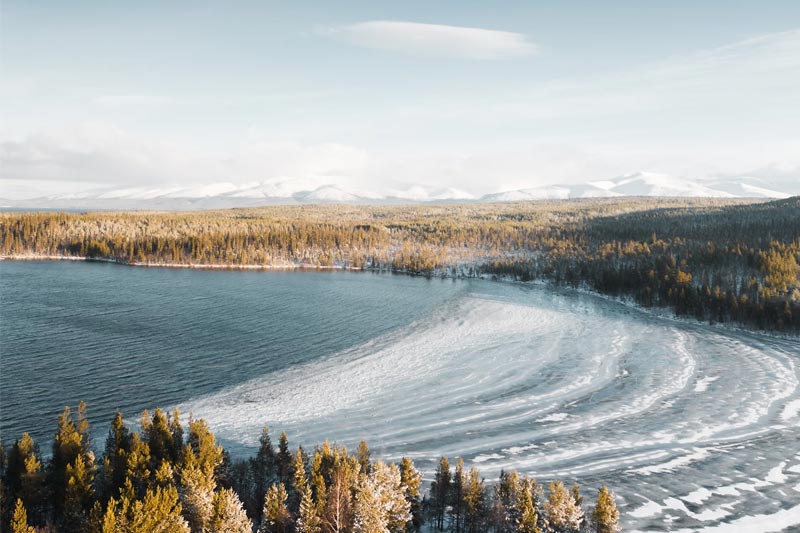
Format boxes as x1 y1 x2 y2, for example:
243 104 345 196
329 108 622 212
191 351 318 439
2 1 800 199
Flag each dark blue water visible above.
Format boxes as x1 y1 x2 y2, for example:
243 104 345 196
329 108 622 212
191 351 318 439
0 261 466 446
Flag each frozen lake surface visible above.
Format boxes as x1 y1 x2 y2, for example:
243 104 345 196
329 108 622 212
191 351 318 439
2 261 799 531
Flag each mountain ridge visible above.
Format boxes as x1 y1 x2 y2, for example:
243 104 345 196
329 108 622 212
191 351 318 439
2 172 796 210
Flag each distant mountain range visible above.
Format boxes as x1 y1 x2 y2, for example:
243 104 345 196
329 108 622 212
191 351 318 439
2 172 797 210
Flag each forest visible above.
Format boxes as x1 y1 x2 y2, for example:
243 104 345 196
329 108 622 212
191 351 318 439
0 403 620 533
1 196 799 331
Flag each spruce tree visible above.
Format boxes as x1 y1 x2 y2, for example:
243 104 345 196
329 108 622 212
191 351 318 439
545 481 583 532
180 454 216 533
356 441 370 476
6 433 45 526
515 480 540 533
51 405 86 520
261 483 292 533
11 498 35 533
399 457 423 530
296 484 321 533
430 456 450 531
276 433 292 485
591 486 619 533
103 411 131 500
353 462 410 533
462 468 485 533
252 426 276 523
63 453 95 533
125 432 152 498
146 409 176 470
449 458 465 533
209 487 252 533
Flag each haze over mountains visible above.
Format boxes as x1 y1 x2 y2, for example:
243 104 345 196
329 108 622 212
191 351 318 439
2 172 797 210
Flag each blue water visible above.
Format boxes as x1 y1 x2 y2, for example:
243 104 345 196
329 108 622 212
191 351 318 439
3 260 800 530
0 261 465 446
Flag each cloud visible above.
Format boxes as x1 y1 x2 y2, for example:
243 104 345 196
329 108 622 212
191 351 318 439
93 94 173 108
323 20 537 60
0 123 371 195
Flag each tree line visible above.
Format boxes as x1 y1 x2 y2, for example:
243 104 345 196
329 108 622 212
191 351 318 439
1 403 620 533
2 197 797 331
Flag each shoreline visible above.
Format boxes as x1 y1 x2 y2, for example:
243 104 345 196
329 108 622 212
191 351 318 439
0 253 367 272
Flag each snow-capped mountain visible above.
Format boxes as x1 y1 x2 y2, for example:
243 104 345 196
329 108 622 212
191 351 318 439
2 172 796 210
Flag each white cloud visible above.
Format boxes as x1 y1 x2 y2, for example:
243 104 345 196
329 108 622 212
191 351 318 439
0 123 373 198
324 20 537 60
93 94 173 108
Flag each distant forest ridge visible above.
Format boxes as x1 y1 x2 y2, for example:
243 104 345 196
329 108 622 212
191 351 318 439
2 196 799 331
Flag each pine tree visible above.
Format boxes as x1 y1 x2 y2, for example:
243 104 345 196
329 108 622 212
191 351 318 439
398 457 423 530
252 426 276 523
63 453 96 533
11 499 36 533
209 487 253 533
147 408 177 469
52 405 87 519
591 486 619 533
430 456 450 531
462 468 485 533
122 485 190 533
103 411 131 500
276 433 292 485
170 409 185 464
125 432 152 497
187 418 224 478
353 461 410 533
515 481 540 533
571 483 586 531
180 457 216 533
356 441 370 476
545 481 583 532
310 448 329 517
449 458 465 533
261 483 292 533
297 484 322 533
6 433 45 526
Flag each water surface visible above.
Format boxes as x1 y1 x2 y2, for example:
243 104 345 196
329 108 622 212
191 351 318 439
2 261 799 531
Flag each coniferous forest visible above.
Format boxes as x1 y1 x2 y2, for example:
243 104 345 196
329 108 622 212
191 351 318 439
2 196 799 331
0 404 620 533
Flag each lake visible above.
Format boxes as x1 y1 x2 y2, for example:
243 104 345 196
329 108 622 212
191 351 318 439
2 260 799 531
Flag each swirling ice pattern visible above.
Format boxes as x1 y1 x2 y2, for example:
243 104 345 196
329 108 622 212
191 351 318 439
184 285 800 532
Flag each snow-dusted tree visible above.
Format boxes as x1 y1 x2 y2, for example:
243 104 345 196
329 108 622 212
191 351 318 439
180 461 216 532
354 461 410 533
209 487 253 533
591 486 619 533
261 483 292 533
545 481 583 532
180 417 224 532
296 484 322 533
